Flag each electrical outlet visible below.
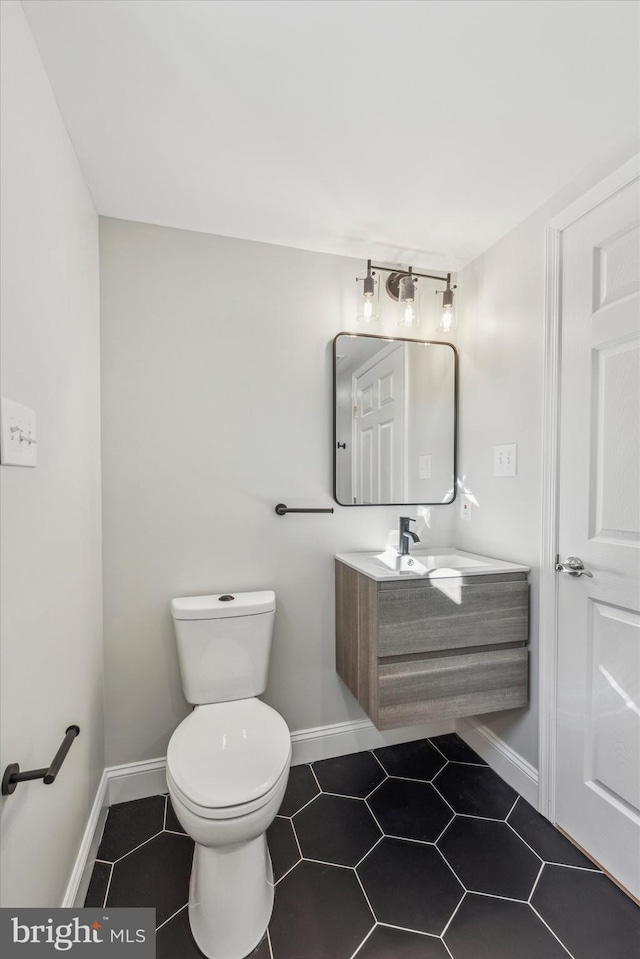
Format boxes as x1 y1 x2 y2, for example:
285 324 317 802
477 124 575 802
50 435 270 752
460 494 472 522
493 443 517 476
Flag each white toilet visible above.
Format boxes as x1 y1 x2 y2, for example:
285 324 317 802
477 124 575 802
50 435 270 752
166 590 291 959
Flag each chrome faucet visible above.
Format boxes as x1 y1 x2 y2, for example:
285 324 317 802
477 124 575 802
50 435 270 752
399 517 420 556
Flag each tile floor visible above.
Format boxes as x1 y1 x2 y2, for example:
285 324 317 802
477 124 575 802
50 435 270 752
85 734 640 959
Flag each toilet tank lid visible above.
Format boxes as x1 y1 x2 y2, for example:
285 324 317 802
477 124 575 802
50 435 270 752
171 590 275 620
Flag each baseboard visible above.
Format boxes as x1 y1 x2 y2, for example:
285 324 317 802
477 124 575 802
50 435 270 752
290 717 453 766
455 717 539 807
105 757 168 806
62 769 109 907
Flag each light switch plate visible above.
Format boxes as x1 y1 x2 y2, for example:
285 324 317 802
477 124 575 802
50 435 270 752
0 397 38 467
493 443 517 476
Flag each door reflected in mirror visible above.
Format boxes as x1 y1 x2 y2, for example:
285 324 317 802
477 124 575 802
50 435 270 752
333 333 457 506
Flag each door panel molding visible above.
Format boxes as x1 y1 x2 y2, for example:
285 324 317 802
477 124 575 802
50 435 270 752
539 154 640 822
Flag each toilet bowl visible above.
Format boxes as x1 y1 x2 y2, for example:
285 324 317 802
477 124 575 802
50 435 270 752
167 591 291 959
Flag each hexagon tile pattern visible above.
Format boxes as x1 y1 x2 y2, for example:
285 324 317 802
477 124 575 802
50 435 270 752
85 734 640 958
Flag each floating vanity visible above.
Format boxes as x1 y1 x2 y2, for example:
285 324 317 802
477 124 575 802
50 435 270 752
335 548 529 729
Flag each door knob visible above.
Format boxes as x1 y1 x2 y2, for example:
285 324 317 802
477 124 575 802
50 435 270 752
555 556 593 578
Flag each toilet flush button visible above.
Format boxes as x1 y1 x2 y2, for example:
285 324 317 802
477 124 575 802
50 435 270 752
219 595 235 602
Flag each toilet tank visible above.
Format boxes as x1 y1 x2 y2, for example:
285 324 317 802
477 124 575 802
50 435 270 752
170 591 276 705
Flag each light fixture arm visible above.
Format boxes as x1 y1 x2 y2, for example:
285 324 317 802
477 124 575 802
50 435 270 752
367 262 451 284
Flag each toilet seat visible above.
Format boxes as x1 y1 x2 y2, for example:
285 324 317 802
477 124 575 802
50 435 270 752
167 698 291 820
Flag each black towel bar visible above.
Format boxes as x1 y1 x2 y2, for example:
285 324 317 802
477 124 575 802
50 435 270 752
2 725 80 796
275 503 334 515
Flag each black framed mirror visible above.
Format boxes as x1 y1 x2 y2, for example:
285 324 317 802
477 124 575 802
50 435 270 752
333 333 457 506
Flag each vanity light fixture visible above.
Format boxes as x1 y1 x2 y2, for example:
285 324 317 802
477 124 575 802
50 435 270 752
357 261 456 331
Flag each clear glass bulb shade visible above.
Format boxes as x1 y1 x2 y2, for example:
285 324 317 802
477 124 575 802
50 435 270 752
397 274 419 327
358 294 379 324
357 271 379 323
438 305 456 333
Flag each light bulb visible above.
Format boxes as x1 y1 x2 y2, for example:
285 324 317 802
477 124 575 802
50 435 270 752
397 272 419 327
357 262 379 323
440 306 454 332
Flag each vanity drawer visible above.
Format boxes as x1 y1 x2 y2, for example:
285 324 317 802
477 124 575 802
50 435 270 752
378 580 528 657
376 647 528 729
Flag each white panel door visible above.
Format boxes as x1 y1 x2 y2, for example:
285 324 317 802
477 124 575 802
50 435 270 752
353 345 404 504
556 176 640 898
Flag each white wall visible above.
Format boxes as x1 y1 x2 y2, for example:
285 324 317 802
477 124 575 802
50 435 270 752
455 135 639 769
99 218 457 766
0 1 103 907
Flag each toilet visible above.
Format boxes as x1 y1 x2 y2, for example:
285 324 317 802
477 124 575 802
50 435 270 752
166 590 291 959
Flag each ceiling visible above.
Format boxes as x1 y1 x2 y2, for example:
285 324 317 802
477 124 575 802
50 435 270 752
22 0 639 271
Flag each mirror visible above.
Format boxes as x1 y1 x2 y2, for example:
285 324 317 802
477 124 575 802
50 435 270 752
333 333 457 506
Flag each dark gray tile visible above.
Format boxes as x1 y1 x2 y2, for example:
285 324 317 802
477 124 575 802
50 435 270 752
84 861 112 907
267 815 300 881
107 832 193 926
438 817 540 900
312 751 386 798
294 794 381 866
507 798 598 869
531 864 640 959
97 795 166 862
277 764 319 817
165 797 187 835
367 778 453 843
429 733 487 765
269 860 374 959
433 763 517 819
355 924 450 958
358 837 463 936
444 893 569 959
373 739 447 781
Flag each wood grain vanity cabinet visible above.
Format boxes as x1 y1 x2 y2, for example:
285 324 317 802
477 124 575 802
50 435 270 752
335 560 529 729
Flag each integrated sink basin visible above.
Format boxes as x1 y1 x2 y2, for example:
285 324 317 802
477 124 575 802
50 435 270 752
335 547 529 581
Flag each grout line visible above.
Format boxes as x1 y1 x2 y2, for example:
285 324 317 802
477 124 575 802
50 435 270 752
290 791 321 818
162 795 168 831
430 781 459 816
112 830 164 865
364 778 387 801
348 923 377 959
545 860 602 874
353 866 378 927
375 921 444 939
434 813 455 845
308 763 323 792
440 889 467 938
528 861 546 902
505 794 520 819
289 816 304 863
369 751 389 776
101 863 115 909
434 844 467 896
266 927 274 959
504 819 544 864
469 889 536 905
155 902 187 933
529 902 577 959
363 797 386 837
353 834 384 869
